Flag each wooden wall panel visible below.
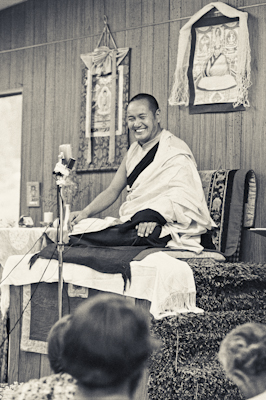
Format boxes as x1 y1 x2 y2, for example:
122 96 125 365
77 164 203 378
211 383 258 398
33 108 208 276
46 0 57 43
10 3 26 49
140 0 154 94
33 0 47 45
105 0 126 39
8 286 21 384
53 42 67 148
0 53 11 91
126 0 142 102
1 0 266 261
76 35 94 213
0 8 12 51
19 351 41 382
40 354 53 378
168 1 181 137
42 43 56 215
29 46 46 225
54 0 69 42
9 50 23 89
90 0 105 40
67 40 82 149
20 48 34 215
24 0 34 46
225 112 242 169
153 0 169 129
73 0 85 38
64 42 74 143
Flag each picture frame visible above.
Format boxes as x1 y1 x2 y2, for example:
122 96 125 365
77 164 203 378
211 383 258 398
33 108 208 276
27 181 40 207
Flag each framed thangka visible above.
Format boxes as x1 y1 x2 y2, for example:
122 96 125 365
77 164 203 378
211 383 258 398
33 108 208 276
168 3 251 114
77 46 130 171
189 15 245 114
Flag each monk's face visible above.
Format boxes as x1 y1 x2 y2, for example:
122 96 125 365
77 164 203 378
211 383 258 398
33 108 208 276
127 99 161 145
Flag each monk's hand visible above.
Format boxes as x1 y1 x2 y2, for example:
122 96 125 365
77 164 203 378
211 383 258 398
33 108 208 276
136 222 157 237
68 210 87 231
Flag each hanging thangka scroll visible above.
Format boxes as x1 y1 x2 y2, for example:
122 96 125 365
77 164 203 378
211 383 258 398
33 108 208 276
77 20 130 171
168 2 251 114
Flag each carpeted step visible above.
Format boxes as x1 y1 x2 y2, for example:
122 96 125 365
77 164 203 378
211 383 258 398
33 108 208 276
149 308 266 400
151 309 266 361
148 358 244 400
187 260 266 311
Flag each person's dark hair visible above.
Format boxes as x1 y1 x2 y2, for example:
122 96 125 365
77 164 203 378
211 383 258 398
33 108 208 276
61 294 159 394
128 93 159 115
47 314 72 373
218 322 266 377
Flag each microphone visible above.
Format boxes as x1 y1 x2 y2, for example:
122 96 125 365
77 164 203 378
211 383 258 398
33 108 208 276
59 144 76 170
53 144 76 177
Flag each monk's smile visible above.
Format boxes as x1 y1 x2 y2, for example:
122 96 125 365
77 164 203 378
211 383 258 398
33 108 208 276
127 99 161 145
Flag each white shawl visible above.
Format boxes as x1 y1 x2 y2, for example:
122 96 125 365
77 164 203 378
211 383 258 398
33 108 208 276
120 130 215 252
71 130 215 252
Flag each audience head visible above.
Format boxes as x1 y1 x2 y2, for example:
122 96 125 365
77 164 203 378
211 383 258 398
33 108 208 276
61 293 159 397
47 314 72 374
218 322 266 399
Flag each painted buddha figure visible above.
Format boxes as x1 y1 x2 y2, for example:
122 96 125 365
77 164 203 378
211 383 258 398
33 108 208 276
197 27 237 91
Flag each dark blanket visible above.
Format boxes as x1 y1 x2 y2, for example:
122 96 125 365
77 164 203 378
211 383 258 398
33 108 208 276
29 244 146 290
70 209 170 247
30 209 171 290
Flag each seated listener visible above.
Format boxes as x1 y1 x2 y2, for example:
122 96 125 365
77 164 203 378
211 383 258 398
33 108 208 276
70 93 215 253
4 294 157 400
218 323 266 400
3 314 76 399
61 293 159 400
47 314 72 374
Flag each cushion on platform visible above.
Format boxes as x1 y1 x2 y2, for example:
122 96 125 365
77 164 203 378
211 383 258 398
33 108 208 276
134 248 226 261
199 169 257 261
162 250 226 261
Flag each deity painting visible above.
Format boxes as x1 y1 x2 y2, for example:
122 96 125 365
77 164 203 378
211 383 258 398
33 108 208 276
91 75 118 137
192 21 239 105
97 86 111 115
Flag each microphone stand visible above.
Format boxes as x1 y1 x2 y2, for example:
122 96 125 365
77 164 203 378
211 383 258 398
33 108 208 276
57 182 64 319
53 152 69 319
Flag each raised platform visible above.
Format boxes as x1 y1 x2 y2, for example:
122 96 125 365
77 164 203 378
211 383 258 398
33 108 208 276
5 259 266 399
149 259 266 400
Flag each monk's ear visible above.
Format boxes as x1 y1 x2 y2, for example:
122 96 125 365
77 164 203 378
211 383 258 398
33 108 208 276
155 109 161 123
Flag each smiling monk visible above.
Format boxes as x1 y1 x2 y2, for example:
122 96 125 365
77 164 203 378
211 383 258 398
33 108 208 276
69 93 215 252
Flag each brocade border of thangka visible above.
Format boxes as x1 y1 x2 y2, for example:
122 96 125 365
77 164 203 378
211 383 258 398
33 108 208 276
20 283 87 354
199 169 236 254
76 52 130 172
208 170 229 252
21 285 48 355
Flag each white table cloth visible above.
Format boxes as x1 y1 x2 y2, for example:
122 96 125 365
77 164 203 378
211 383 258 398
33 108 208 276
1 252 203 319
